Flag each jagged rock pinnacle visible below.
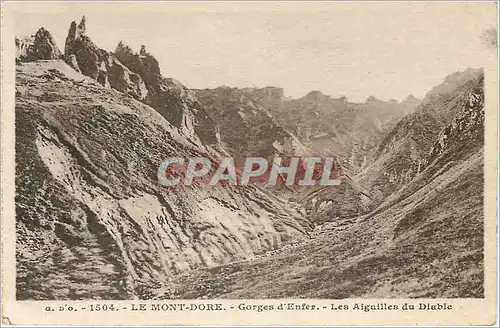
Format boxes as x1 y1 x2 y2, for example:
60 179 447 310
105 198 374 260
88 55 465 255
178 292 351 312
77 15 86 35
114 42 162 90
15 27 62 62
64 16 148 99
67 21 77 40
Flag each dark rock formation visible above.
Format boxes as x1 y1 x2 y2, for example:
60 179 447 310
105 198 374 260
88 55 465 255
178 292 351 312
50 17 221 145
403 94 419 104
114 42 162 94
64 16 147 100
15 27 62 63
114 42 220 145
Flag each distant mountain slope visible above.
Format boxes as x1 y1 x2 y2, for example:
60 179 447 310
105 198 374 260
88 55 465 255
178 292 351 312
150 70 484 299
242 87 420 172
15 16 219 146
194 87 310 160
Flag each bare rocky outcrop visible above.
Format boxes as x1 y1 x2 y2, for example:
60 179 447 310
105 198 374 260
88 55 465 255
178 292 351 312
114 42 163 94
114 42 220 145
64 16 148 100
15 27 62 63
401 94 420 107
357 68 484 202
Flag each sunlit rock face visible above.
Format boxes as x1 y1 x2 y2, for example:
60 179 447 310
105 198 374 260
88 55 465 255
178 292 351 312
114 42 220 145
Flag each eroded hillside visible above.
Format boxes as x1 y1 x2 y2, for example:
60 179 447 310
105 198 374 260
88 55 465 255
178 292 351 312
15 60 312 300
241 87 420 172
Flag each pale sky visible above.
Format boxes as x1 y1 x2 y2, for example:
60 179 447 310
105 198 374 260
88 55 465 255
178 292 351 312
10 2 497 102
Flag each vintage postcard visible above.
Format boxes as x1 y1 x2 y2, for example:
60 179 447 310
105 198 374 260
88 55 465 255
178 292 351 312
1 1 498 326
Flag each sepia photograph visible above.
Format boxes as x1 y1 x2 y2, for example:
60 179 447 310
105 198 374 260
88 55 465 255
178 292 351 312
1 1 498 326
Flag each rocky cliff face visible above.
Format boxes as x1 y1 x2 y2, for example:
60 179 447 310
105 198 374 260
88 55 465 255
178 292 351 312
15 22 309 300
63 16 148 101
113 42 220 145
356 68 483 203
15 27 62 63
114 43 163 95
244 89 420 173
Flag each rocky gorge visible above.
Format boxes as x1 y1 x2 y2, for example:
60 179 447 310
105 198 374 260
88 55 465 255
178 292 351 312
15 16 485 300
